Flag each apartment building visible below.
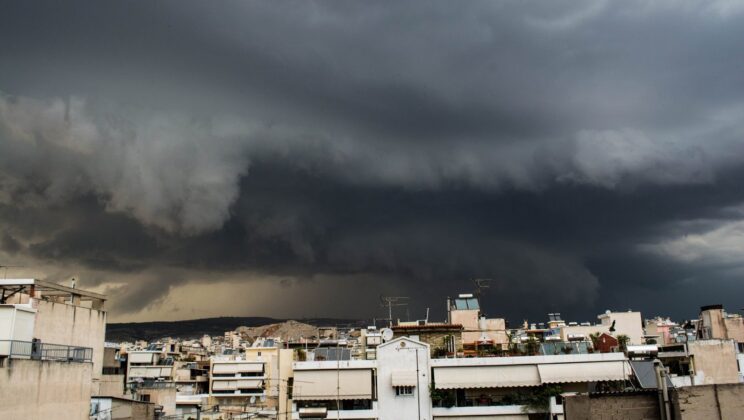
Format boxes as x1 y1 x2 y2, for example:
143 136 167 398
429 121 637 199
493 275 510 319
0 278 105 419
209 346 294 419
290 336 632 420
126 349 177 415
447 293 509 352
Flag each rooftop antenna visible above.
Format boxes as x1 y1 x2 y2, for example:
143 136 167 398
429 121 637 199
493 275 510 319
380 296 409 328
472 278 492 305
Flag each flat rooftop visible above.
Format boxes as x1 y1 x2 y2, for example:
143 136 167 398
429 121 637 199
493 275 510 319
0 278 106 308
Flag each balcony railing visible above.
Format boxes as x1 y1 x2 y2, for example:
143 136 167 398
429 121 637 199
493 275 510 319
0 340 93 363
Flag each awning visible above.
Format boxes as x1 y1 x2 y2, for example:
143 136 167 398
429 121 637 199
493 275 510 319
538 361 629 383
212 380 238 391
293 369 373 400
299 407 328 418
434 365 541 389
237 379 264 389
128 352 156 364
212 378 264 390
212 362 263 374
129 366 172 378
392 370 417 386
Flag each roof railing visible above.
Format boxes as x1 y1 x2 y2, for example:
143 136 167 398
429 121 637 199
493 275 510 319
0 340 93 363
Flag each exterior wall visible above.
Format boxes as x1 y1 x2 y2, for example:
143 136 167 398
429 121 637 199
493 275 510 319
689 340 739 385
97 374 126 397
723 316 744 343
563 393 660 420
0 358 92 420
376 337 431 420
139 386 176 415
32 299 106 379
479 318 509 346
598 312 644 345
278 348 294 420
91 397 159 420
560 325 610 342
451 310 480 344
672 384 744 420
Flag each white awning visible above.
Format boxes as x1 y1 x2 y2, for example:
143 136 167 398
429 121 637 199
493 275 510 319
129 366 172 378
391 370 417 387
128 352 156 364
293 369 373 400
212 362 263 374
237 379 264 389
538 361 629 383
434 365 541 389
212 380 238 391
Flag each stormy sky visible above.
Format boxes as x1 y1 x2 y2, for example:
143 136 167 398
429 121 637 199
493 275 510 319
1 1 744 323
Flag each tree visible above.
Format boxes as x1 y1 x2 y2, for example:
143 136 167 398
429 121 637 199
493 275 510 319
589 332 601 351
617 334 630 351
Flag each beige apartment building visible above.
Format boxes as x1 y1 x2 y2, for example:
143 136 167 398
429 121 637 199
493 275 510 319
209 346 294 419
447 293 509 350
0 278 106 419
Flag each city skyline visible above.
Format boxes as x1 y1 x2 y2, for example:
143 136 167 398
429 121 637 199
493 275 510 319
1 1 744 323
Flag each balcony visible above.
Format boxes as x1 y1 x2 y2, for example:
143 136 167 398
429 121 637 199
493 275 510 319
0 339 93 363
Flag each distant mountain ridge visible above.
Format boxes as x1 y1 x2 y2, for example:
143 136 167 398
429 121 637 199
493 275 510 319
106 316 365 342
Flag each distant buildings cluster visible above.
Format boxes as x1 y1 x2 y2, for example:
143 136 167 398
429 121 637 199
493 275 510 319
1 279 743 419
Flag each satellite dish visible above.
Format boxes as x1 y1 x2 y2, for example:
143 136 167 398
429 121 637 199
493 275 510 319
381 328 394 341
250 396 257 404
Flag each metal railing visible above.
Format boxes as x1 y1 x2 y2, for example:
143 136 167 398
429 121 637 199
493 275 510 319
0 340 93 363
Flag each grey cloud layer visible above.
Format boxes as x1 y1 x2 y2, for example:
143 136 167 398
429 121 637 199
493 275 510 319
1 0 744 321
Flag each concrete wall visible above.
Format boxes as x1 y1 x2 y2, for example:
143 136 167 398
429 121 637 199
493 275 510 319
563 392 660 420
599 311 644 345
689 340 739 385
723 317 744 343
672 383 744 420
33 299 106 379
139 386 176 416
0 358 92 420
96 373 126 397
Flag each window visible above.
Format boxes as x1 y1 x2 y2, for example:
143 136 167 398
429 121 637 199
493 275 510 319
395 386 414 396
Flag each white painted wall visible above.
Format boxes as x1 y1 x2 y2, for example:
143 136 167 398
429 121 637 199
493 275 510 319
376 337 432 420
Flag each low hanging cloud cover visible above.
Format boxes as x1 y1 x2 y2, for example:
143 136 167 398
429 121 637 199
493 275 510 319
1 0 744 322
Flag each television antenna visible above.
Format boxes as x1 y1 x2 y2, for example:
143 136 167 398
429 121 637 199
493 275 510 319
380 296 409 327
472 278 492 301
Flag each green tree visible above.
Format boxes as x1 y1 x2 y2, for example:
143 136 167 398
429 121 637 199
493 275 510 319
617 334 630 351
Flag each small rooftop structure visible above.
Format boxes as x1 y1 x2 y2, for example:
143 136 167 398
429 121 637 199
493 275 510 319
0 278 106 309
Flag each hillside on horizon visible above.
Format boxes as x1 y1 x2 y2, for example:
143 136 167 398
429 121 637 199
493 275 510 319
106 316 366 342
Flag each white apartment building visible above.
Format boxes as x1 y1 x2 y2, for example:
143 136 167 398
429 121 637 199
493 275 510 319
291 336 632 420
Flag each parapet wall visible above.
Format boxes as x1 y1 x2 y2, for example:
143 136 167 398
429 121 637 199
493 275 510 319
0 358 92 420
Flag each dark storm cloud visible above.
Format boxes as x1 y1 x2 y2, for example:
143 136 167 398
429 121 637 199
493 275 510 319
1 0 744 321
